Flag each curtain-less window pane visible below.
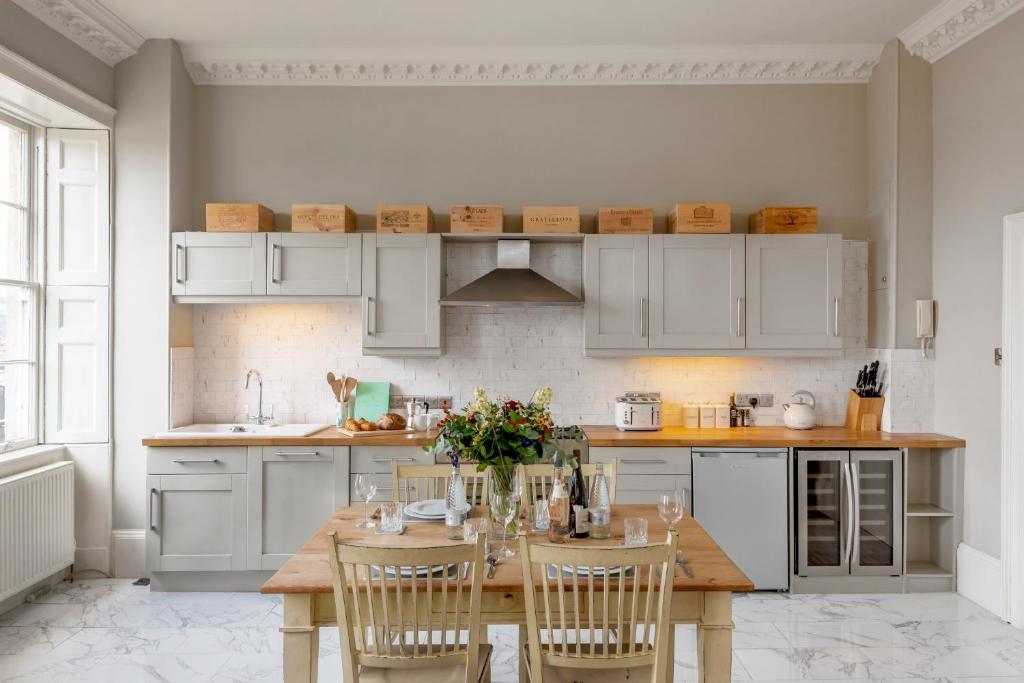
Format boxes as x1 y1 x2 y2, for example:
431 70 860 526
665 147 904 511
0 122 26 206
0 363 32 443
0 285 34 362
0 206 28 280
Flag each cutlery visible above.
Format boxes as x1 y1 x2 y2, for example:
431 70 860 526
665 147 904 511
486 555 499 579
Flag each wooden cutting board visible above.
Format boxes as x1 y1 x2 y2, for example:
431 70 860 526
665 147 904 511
337 427 413 439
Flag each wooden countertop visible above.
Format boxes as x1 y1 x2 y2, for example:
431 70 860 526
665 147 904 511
141 426 438 447
261 504 753 594
582 425 966 449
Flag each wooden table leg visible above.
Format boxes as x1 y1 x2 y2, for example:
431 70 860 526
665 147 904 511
697 591 733 683
283 594 319 683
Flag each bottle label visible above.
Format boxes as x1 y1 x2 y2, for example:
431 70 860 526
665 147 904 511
574 506 590 534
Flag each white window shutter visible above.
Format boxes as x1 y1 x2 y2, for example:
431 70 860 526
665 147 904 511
46 129 110 286
44 286 110 443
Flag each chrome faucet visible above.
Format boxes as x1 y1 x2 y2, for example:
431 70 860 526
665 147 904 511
243 369 273 425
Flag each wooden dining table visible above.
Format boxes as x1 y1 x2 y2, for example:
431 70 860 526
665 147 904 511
262 504 753 683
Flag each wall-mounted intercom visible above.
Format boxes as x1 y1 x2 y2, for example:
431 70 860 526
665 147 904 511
917 299 935 357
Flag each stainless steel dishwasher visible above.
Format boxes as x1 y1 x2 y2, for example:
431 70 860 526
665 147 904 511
692 448 790 590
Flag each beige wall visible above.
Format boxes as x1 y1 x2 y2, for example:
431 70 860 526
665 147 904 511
192 84 868 236
933 9 1024 558
0 0 114 106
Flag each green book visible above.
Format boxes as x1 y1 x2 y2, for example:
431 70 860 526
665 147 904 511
353 381 391 422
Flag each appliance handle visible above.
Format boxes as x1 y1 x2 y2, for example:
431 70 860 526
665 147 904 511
843 460 855 568
149 488 160 531
851 459 861 566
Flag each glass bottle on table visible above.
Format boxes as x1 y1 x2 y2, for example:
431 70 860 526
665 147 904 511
568 451 589 538
547 466 570 543
445 458 468 540
588 462 612 539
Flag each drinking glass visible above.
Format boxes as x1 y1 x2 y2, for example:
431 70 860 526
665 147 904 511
492 490 520 558
464 518 490 555
379 502 404 533
624 517 649 546
658 490 685 530
354 474 378 529
532 498 550 531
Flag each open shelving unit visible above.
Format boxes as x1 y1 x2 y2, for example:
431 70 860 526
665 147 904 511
903 447 964 591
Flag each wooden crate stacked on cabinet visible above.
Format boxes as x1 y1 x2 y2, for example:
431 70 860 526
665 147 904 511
450 205 503 233
522 206 580 233
291 204 357 232
597 207 654 234
667 203 731 234
206 203 275 232
376 205 434 233
750 207 817 234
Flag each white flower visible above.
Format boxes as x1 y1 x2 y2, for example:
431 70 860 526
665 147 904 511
531 387 553 410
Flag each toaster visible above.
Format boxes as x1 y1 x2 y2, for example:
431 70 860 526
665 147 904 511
614 392 662 431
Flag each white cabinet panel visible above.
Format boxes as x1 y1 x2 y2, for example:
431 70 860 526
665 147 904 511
746 234 843 349
362 234 441 351
589 446 691 475
583 235 649 349
247 446 349 570
171 232 267 296
146 473 247 572
267 233 361 296
650 235 745 349
44 286 109 443
46 129 109 286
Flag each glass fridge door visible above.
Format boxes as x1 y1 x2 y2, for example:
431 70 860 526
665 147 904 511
797 450 850 576
851 450 903 576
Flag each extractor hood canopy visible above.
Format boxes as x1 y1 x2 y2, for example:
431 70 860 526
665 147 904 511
440 240 582 307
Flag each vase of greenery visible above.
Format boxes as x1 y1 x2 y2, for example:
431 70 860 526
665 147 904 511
428 387 582 537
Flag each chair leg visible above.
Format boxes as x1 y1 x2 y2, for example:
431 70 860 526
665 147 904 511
518 625 528 683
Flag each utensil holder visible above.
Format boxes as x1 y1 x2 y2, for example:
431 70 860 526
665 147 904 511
844 389 885 431
336 399 354 426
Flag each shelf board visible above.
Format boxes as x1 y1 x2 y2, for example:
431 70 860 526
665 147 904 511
441 232 584 243
906 561 953 578
906 503 954 517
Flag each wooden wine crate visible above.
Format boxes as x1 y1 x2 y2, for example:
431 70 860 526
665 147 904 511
291 204 357 232
376 205 434 233
597 207 654 234
450 205 504 233
206 203 275 232
522 206 581 233
667 203 731 234
749 206 818 234
844 390 885 431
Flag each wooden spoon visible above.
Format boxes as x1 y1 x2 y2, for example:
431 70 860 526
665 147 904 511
326 372 342 402
343 376 357 403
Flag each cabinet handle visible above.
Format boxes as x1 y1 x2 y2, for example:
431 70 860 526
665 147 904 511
175 244 186 284
639 297 648 337
833 297 841 337
271 243 282 283
851 460 861 566
149 488 160 531
365 297 375 335
843 461 854 568
172 458 221 464
736 297 744 337
622 458 667 465
372 457 414 463
274 451 320 457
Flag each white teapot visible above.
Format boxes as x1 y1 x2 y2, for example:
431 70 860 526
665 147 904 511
783 390 817 430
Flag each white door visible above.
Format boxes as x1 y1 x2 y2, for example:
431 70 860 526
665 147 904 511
246 446 349 570
583 235 649 350
362 234 441 350
146 474 247 572
46 129 109 286
171 232 268 297
746 234 843 349
650 234 745 349
267 233 361 296
44 286 109 443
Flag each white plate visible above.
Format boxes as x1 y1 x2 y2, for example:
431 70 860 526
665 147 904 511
378 564 461 579
548 564 625 578
408 499 446 518
405 510 445 521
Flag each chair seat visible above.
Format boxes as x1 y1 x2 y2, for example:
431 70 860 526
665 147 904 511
361 644 493 683
523 646 653 683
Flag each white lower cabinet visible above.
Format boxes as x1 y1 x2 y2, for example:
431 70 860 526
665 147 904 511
589 446 692 511
247 446 349 570
349 445 435 502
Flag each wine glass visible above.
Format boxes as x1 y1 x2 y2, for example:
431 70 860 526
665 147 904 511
354 474 378 529
658 490 685 530
492 490 520 558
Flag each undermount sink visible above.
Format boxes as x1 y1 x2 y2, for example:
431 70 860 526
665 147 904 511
155 423 329 438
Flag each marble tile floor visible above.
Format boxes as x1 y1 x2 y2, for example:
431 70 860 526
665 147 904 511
2 580 1024 682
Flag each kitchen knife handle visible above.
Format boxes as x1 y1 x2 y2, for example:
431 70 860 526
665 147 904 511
843 461 855 568
175 244 186 284
833 297 841 337
736 296 744 337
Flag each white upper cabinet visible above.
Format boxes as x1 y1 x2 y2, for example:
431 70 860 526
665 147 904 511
267 233 361 296
746 234 843 349
171 232 267 297
649 234 746 350
361 233 442 353
583 235 649 349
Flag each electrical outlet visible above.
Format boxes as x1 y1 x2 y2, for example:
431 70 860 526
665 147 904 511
735 393 774 408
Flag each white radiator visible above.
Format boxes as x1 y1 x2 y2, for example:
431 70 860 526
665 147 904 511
0 461 75 602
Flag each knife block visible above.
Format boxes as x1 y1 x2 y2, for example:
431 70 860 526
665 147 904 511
844 390 885 431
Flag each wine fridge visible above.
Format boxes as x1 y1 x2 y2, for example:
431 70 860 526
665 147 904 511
796 450 902 577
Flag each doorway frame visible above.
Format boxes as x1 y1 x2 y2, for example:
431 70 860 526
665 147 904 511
1001 211 1024 627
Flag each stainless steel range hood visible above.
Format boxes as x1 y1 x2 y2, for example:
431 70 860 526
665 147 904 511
440 240 582 307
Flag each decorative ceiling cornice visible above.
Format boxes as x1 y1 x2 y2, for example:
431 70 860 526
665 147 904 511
899 0 1024 62
182 45 883 86
11 0 143 66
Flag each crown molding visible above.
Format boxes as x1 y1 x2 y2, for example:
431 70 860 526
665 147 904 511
899 0 1024 62
182 44 883 86
11 0 143 66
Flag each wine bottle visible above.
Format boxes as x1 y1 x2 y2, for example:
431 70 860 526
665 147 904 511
568 450 589 538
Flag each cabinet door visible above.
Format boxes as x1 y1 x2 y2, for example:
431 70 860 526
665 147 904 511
247 446 349 570
850 450 902 577
746 234 842 349
650 234 745 349
362 234 441 350
171 232 267 296
267 233 361 296
583 235 649 349
796 450 850 577
146 473 247 572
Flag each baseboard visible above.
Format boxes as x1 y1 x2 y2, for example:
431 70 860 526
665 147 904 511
957 543 1005 619
74 546 110 574
111 529 145 579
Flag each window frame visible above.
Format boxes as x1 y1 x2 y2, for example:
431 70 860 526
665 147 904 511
0 109 44 452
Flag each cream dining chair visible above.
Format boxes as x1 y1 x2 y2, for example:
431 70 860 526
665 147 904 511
391 462 490 507
517 531 678 683
520 461 617 505
326 533 492 683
